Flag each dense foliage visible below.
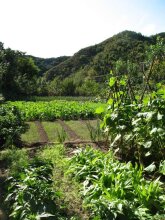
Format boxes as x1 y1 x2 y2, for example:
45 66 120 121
68 147 165 220
1 31 165 220
0 44 39 100
101 96 165 166
29 55 70 76
97 37 165 166
5 160 59 219
0 105 27 148
40 31 165 97
7 100 105 120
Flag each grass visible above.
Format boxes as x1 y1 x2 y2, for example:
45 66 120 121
65 120 100 140
65 120 90 140
37 145 89 219
21 120 102 144
42 121 69 142
21 122 40 143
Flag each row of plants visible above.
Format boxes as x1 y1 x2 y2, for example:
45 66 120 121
68 147 165 220
5 160 60 219
2 146 88 219
6 100 105 121
27 95 97 102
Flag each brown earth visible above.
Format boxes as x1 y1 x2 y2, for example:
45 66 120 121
35 121 49 142
58 120 81 141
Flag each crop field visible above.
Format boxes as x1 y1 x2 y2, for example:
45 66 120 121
7 100 106 121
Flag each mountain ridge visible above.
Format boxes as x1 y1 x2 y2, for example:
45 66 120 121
44 30 165 82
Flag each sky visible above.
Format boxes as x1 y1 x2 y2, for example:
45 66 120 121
0 0 165 58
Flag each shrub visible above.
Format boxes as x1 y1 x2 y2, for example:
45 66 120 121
0 105 27 148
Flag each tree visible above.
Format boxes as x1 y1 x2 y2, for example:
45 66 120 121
0 42 6 93
62 77 76 96
76 80 99 96
1 48 39 100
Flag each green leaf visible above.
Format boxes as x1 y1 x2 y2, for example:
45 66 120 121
108 98 113 105
37 213 55 218
109 77 116 87
110 70 113 75
117 203 123 212
156 82 162 89
150 127 157 135
120 78 126 86
110 134 121 147
145 151 151 157
157 112 163 120
143 141 152 149
144 163 156 172
95 107 104 114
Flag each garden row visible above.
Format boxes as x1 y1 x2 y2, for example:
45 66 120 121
21 120 103 143
7 100 105 121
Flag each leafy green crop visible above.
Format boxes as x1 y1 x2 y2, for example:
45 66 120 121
6 100 105 121
5 160 59 220
68 147 165 220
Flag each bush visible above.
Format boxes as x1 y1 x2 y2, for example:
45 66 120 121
0 105 28 148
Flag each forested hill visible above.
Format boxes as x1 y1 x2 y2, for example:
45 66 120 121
44 30 165 81
28 55 70 76
1 30 165 98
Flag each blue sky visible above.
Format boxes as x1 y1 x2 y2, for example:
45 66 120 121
0 0 164 58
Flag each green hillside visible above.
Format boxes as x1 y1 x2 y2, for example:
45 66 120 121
1 30 165 98
28 55 70 76
45 31 164 81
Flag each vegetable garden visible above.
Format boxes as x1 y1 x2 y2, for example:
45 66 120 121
0 39 165 219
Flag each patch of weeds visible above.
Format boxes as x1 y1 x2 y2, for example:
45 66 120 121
86 120 106 142
38 145 90 219
56 128 67 143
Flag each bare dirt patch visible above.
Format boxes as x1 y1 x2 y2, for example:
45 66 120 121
35 121 49 142
58 120 81 141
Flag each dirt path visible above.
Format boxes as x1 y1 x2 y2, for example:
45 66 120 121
58 120 81 141
35 121 49 143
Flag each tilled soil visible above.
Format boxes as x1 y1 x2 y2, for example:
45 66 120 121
35 121 49 142
58 120 82 141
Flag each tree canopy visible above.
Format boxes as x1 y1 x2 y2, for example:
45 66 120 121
0 45 39 100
